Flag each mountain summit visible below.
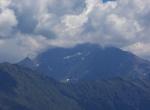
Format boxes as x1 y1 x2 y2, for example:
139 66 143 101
20 44 150 81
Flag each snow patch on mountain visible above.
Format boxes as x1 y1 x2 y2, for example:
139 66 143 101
64 52 83 59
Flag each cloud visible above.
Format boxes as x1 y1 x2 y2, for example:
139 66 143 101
62 0 100 31
0 32 50 62
0 0 150 62
0 0 11 9
125 42 150 60
0 0 17 37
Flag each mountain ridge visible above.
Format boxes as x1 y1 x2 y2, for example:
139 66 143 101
1 63 150 110
19 43 150 81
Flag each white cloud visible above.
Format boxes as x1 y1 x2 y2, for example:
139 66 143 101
0 9 17 36
125 42 150 59
0 0 11 9
0 0 17 37
62 14 88 30
0 0 150 62
0 32 50 62
62 0 101 31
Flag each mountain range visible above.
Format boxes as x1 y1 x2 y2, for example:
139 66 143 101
0 63 150 110
1 43 150 110
20 44 150 81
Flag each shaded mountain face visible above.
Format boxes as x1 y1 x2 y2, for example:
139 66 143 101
20 44 150 81
0 63 82 110
1 63 150 110
63 79 150 110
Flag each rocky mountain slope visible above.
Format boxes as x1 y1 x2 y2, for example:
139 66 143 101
20 44 150 81
0 63 150 110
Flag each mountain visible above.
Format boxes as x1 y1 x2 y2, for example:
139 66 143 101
62 78 150 110
1 63 150 110
0 63 81 110
19 57 37 69
20 43 150 81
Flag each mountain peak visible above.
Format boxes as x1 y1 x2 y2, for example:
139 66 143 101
19 43 150 81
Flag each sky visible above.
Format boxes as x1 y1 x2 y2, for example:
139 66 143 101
0 0 150 62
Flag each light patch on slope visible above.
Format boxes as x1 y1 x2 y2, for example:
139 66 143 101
64 52 83 60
